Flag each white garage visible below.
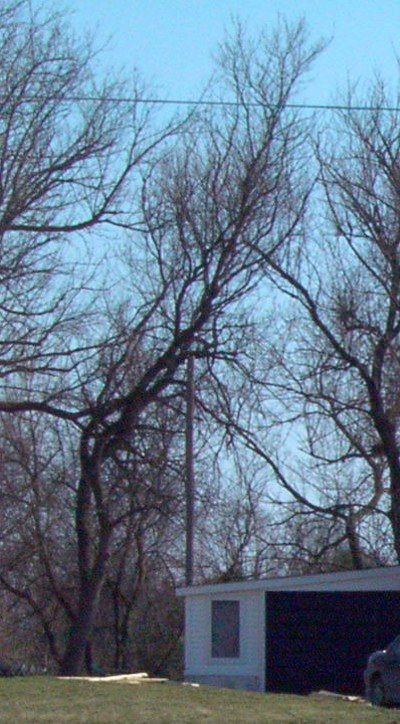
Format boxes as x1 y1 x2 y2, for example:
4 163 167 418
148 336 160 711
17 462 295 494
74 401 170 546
177 566 400 694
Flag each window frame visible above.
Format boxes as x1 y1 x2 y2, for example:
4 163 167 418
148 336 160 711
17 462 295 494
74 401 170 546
211 599 241 659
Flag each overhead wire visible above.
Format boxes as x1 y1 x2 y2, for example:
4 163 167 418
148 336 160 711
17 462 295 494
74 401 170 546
139 99 400 112
5 95 400 112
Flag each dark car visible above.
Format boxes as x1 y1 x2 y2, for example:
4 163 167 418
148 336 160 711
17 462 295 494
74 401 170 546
364 635 400 706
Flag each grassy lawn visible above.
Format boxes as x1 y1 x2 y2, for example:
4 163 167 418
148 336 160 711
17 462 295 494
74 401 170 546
1 678 400 723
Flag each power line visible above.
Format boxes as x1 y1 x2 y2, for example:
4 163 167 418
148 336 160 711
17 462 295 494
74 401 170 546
5 95 400 112
141 99 400 112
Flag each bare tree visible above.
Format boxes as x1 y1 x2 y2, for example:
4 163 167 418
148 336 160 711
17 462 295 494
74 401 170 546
0 0 345 673
210 78 400 565
11 18 317 673
0 0 175 389
0 410 77 669
0 400 184 673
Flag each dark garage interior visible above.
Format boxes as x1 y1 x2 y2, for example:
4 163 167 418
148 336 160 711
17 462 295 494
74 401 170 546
265 590 400 695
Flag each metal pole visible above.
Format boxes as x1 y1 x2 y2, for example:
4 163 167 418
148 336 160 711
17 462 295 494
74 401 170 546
185 355 195 585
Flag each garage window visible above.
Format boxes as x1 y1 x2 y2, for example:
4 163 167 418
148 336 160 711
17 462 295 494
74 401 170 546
211 600 240 658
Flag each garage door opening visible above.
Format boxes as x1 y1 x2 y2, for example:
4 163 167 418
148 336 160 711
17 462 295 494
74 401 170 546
265 590 400 695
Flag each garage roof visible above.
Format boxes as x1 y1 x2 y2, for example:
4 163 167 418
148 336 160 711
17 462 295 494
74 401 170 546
177 564 400 596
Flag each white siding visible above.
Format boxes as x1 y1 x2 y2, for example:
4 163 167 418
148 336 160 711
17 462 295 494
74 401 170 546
184 589 265 691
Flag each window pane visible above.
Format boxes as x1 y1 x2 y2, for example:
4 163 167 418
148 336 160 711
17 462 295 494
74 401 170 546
211 600 240 658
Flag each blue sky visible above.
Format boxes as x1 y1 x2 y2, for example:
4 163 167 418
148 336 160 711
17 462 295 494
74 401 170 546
50 0 400 106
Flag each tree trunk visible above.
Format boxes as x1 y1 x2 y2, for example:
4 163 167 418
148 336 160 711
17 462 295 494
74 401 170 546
59 472 112 675
59 579 102 675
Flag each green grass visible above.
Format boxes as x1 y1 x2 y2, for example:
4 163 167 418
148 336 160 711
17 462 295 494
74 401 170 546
1 678 400 723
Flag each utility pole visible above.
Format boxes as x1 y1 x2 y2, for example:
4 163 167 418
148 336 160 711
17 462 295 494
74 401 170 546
185 355 195 585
